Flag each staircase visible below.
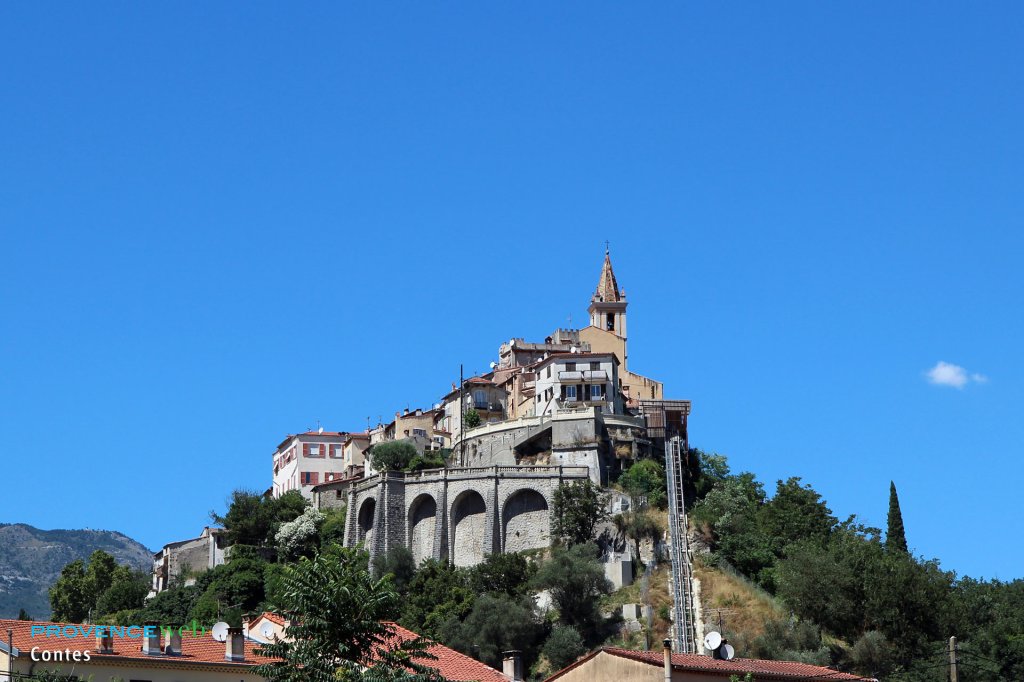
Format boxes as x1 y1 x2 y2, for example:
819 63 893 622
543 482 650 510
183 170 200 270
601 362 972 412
666 435 699 654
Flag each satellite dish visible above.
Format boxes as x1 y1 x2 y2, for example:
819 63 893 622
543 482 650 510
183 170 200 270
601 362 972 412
489 361 497 369
720 643 735 661
704 631 722 651
259 622 275 639
211 622 230 642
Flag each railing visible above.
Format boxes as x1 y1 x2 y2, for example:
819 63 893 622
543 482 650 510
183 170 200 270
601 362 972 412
375 464 590 483
666 435 698 654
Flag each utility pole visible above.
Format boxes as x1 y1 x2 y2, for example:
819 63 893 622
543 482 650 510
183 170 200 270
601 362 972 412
949 636 959 682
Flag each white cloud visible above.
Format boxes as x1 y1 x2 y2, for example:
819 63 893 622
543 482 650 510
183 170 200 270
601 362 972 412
925 361 987 389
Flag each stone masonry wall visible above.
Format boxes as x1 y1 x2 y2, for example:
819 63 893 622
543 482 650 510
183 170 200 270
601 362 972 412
336 466 590 568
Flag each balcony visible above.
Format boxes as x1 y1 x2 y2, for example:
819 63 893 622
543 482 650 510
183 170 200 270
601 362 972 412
583 370 608 381
473 401 504 413
558 370 583 381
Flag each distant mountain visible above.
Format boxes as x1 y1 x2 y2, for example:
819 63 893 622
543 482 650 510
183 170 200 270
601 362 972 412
0 523 153 619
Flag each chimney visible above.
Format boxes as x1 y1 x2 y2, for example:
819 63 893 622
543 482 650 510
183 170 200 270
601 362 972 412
226 627 245 662
502 650 523 681
95 628 114 654
164 628 182 655
662 639 672 682
241 613 251 639
142 622 162 655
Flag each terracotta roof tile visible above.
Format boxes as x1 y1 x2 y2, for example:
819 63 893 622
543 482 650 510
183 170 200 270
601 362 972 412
385 622 508 682
0 618 271 668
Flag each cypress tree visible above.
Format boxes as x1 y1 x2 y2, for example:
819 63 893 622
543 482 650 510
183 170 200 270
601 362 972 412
887 481 908 553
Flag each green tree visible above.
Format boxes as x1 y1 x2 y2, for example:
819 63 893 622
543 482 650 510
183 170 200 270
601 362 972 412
49 559 90 623
439 593 543 669
691 448 730 503
746 617 830 665
95 565 149 616
407 451 446 472
463 408 482 429
212 489 282 547
848 630 897 679
618 459 667 509
371 442 419 472
188 556 271 626
531 543 612 642
468 552 536 598
760 477 836 556
17 608 32 620
551 480 608 547
373 546 417 594
253 545 443 682
691 472 775 586
542 624 586 671
400 560 475 640
137 583 202 625
84 550 118 607
320 507 348 548
886 481 908 553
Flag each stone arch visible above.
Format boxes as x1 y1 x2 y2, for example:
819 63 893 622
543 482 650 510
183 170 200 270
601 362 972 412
357 497 376 547
502 488 550 553
450 489 488 567
407 493 437 565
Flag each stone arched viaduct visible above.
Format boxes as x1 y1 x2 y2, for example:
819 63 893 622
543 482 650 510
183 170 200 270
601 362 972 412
342 465 590 567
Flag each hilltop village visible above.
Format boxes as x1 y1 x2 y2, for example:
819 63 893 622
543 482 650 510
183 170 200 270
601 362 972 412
151 249 686 591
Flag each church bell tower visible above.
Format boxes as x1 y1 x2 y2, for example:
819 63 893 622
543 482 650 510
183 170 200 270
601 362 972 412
588 247 627 340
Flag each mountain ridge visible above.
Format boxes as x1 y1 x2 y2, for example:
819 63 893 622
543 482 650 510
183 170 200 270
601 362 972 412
0 523 153 619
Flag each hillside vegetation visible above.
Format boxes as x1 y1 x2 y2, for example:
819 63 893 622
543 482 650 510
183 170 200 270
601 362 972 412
0 523 152 619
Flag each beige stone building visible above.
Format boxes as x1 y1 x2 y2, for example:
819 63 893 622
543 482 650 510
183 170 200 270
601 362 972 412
150 526 228 596
546 646 873 682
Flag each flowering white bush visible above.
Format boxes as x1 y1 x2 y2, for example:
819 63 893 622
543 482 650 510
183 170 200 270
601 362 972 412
275 506 325 558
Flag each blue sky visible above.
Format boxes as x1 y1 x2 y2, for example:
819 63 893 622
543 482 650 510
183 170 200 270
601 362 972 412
1 4 1021 580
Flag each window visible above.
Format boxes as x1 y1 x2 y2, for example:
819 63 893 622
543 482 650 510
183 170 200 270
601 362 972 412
412 428 427 437
590 384 603 399
302 471 319 486
565 362 576 372
305 443 322 457
565 385 577 401
590 362 600 371
546 366 551 378
606 312 615 331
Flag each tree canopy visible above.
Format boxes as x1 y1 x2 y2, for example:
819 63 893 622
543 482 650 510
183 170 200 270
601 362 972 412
551 480 608 547
253 545 443 682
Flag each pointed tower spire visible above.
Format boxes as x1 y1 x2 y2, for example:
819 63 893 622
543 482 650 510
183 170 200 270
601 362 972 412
588 245 628 340
593 245 623 303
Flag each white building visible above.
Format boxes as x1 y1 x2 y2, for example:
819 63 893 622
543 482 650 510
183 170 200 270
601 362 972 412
532 352 623 417
272 430 353 499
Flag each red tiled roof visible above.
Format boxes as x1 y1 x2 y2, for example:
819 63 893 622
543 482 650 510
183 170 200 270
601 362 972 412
253 611 286 627
384 622 507 682
0 619 270 668
546 647 873 681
